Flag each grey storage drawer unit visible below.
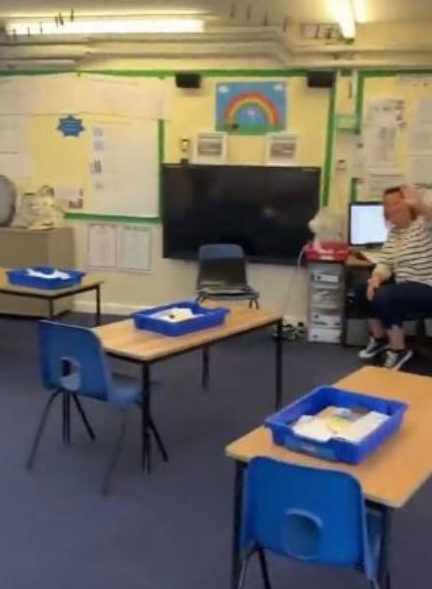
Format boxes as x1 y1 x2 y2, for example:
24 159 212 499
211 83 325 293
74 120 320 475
307 261 344 343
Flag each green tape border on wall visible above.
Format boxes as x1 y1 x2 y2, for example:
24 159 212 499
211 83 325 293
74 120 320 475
322 83 336 207
0 67 335 222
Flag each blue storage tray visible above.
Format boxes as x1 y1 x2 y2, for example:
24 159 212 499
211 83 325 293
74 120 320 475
132 301 230 336
7 266 85 290
265 386 408 464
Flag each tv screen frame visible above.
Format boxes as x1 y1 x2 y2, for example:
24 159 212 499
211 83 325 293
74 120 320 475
162 164 321 265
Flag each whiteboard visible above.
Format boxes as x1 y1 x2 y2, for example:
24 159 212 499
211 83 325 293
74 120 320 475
88 118 159 217
0 73 164 218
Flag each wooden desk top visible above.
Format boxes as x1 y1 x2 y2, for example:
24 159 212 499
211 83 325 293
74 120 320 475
0 268 103 298
94 306 282 362
346 253 374 268
226 367 432 508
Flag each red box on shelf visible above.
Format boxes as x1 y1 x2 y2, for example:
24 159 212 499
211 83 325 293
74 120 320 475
304 241 350 262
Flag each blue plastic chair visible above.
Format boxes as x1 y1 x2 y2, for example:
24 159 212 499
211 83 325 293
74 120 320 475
196 244 260 309
237 457 384 589
27 320 168 494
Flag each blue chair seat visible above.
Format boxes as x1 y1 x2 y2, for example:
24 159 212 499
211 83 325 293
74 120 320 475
198 289 259 303
60 372 142 410
109 375 142 410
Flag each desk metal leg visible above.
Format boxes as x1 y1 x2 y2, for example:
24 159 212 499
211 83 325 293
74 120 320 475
62 392 71 446
231 461 246 589
48 299 55 320
141 363 152 473
274 320 283 410
202 345 210 390
366 500 393 589
377 505 393 589
95 285 101 326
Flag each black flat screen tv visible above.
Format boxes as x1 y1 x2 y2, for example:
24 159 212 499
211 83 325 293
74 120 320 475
162 164 320 264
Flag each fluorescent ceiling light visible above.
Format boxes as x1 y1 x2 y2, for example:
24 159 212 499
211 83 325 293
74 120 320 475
7 17 204 36
327 0 356 39
352 0 367 23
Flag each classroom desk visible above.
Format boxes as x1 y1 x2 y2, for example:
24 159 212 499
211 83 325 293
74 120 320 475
226 366 432 589
0 268 103 325
94 306 284 472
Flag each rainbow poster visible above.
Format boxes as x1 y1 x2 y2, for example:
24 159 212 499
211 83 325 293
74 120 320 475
216 81 286 134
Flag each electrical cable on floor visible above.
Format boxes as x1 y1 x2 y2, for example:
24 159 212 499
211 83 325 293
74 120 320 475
273 244 307 341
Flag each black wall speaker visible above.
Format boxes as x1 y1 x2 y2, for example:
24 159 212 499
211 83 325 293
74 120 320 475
306 70 335 88
175 72 202 89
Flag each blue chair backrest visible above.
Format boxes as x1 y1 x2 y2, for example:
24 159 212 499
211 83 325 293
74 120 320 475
197 244 249 289
39 320 113 401
198 244 244 260
242 457 373 576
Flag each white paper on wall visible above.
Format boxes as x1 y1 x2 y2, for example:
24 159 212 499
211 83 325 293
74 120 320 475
0 77 26 114
0 116 29 152
116 225 152 272
265 133 299 166
0 153 31 179
0 74 167 118
81 75 167 120
193 131 227 165
365 125 397 168
365 98 405 127
367 170 406 198
87 223 117 268
0 115 31 179
414 97 432 125
88 119 159 217
408 156 432 186
408 126 432 154
0 75 79 115
27 74 80 114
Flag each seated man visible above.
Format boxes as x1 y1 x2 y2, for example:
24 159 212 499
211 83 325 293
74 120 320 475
357 185 432 370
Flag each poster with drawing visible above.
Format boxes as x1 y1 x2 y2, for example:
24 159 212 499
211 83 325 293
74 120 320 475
216 81 287 135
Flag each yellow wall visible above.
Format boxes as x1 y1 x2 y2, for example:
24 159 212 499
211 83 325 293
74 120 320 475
165 75 330 168
18 67 430 318
27 115 91 194
5 69 333 319
20 74 331 209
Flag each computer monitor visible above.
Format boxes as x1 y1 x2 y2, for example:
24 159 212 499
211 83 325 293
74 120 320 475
348 202 388 247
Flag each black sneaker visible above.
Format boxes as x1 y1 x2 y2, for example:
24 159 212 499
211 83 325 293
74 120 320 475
358 337 388 360
383 348 413 370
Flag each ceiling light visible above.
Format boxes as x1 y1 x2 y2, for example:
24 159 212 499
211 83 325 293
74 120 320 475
6 17 205 36
327 0 356 39
352 0 367 23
